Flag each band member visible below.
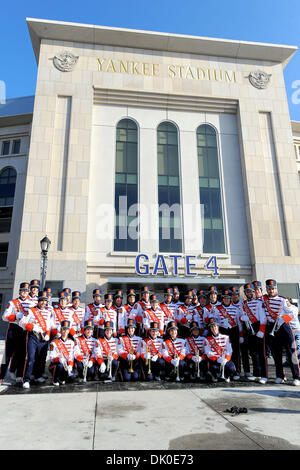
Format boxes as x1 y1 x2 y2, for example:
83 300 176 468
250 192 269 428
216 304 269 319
69 291 85 338
118 319 143 381
230 286 242 309
130 286 151 336
204 320 236 383
170 286 183 317
176 290 195 338
162 321 186 381
143 295 164 337
252 281 263 301
95 293 117 338
185 321 208 380
27 279 40 308
203 286 221 326
74 320 97 382
112 290 127 337
120 289 136 336
96 321 119 381
263 279 300 386
51 291 73 338
240 283 268 383
0 282 30 383
84 288 103 338
20 290 52 389
141 321 164 381
213 288 242 380
63 288 72 307
160 288 176 331
191 289 199 307
49 320 75 386
192 290 207 336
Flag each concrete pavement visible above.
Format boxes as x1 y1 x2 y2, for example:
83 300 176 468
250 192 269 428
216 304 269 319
1 339 300 450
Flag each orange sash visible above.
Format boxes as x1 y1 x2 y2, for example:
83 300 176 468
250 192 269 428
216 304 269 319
160 303 173 319
263 295 278 321
31 308 47 332
165 339 180 357
187 337 200 355
206 336 224 357
217 305 236 327
77 336 91 357
145 338 160 355
243 300 258 324
55 339 69 359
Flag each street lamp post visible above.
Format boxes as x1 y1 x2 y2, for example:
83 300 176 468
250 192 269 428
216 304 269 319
40 236 51 291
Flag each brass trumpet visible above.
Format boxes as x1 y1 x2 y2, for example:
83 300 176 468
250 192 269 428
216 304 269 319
196 347 200 379
107 352 113 380
269 316 280 336
174 351 180 382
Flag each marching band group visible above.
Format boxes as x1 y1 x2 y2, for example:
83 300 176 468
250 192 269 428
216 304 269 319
1 278 300 389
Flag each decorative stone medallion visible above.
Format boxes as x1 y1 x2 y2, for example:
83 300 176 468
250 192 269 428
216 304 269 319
53 51 79 72
248 70 271 89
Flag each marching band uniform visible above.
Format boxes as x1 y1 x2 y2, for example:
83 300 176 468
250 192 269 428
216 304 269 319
118 319 143 381
240 283 268 383
74 320 97 381
112 290 127 338
130 286 151 337
191 291 207 336
0 282 30 382
51 291 74 338
170 286 183 318
143 295 165 337
95 294 118 338
141 322 164 381
203 286 221 328
84 288 103 338
49 320 75 385
62 288 72 308
69 291 85 338
120 289 136 336
162 321 186 381
21 291 52 388
96 321 119 381
204 321 236 382
175 290 195 339
159 288 176 334
185 321 208 379
263 279 300 385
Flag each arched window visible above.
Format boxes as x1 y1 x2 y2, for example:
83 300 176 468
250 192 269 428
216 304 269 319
114 119 138 252
157 122 182 252
197 124 225 253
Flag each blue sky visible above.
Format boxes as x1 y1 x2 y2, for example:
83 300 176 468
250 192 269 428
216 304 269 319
2 0 300 120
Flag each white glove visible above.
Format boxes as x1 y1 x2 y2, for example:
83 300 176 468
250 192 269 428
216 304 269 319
144 352 151 360
241 315 249 322
239 337 244 344
151 355 158 362
256 331 264 339
16 312 23 320
44 335 49 342
192 356 201 363
59 356 66 365
171 358 180 367
88 360 93 368
127 354 136 361
33 324 42 333
217 357 227 365
67 365 73 375
223 321 231 329
99 362 106 374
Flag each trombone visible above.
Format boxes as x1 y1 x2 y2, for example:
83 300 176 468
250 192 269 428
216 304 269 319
128 345 134 373
174 351 180 382
245 317 255 335
145 344 151 375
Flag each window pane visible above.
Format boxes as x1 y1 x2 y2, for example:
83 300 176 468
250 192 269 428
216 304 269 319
157 122 182 253
1 141 10 156
197 125 225 254
12 140 21 154
114 119 138 252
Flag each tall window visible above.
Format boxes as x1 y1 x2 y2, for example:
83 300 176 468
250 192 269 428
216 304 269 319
114 119 138 252
0 167 17 234
157 122 182 252
197 124 225 253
